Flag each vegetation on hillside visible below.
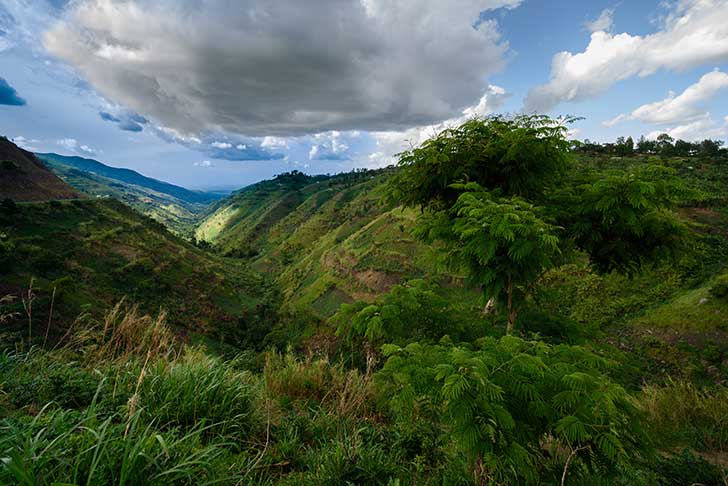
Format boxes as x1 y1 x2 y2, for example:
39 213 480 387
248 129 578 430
38 153 221 237
0 137 79 202
0 198 277 349
1 121 728 484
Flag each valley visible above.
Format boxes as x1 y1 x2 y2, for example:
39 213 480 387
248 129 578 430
1 124 728 484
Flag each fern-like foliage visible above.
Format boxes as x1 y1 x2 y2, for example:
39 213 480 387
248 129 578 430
331 279 462 354
388 115 575 210
556 165 688 274
414 183 561 332
376 337 651 484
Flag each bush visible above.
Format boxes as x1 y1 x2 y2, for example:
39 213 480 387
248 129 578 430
653 448 726 486
377 336 651 484
264 350 374 419
0 350 100 410
710 273 728 299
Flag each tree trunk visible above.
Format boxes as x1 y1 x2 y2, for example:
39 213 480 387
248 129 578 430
506 277 517 335
482 298 496 316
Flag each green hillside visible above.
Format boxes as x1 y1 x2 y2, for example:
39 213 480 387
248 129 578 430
197 170 481 320
0 198 276 348
2 126 728 484
38 153 222 236
199 151 728 382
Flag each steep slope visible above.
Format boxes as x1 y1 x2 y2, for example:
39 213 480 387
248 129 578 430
0 198 277 347
0 137 79 201
197 169 478 319
40 155 215 236
199 155 728 382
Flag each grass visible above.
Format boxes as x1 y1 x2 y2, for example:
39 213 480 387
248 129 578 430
3 153 728 483
0 303 727 484
633 281 728 333
639 379 728 452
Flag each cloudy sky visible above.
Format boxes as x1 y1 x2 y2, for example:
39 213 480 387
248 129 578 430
1 0 728 190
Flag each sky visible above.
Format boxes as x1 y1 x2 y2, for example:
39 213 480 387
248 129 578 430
1 0 728 191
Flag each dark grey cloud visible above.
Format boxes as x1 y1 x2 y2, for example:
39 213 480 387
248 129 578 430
99 111 120 122
45 0 520 137
99 110 148 132
0 77 25 106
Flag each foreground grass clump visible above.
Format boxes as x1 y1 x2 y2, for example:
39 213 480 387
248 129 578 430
640 380 728 452
0 405 232 485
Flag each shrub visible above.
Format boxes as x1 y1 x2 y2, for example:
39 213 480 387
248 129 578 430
264 350 374 419
709 273 728 299
0 349 99 410
377 336 651 484
653 448 726 486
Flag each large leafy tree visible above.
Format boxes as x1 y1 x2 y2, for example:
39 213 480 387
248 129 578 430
389 115 573 209
389 115 685 333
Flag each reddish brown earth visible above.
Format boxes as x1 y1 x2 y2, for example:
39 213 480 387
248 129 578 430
0 137 80 201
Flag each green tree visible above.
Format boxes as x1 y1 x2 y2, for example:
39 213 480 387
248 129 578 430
389 115 573 209
416 184 561 334
636 136 656 154
615 136 634 156
559 166 687 274
656 133 675 156
389 116 686 334
699 139 723 157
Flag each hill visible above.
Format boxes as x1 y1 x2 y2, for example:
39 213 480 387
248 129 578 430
198 154 728 382
39 154 218 236
37 153 220 205
197 169 481 320
0 198 278 349
1 127 727 484
0 137 80 201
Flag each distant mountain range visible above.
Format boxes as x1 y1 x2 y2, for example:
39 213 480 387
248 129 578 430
0 137 80 202
36 152 224 236
36 153 220 205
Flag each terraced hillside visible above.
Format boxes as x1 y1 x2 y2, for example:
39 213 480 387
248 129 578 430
0 198 276 348
197 169 480 319
38 153 222 237
199 154 728 384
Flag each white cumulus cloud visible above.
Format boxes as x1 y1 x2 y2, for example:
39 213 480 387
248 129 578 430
368 84 510 168
585 8 614 33
604 69 728 127
647 115 728 141
525 0 728 113
57 137 98 155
